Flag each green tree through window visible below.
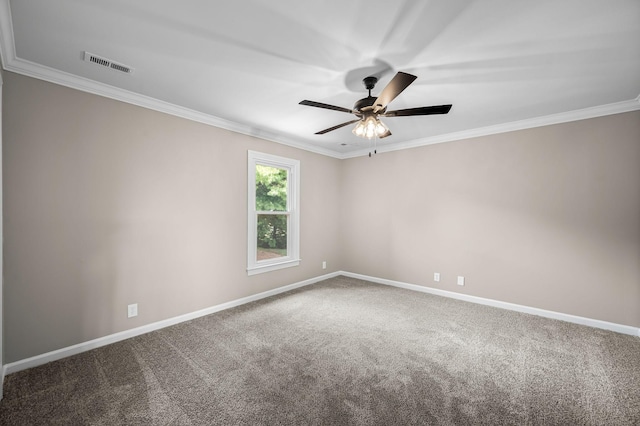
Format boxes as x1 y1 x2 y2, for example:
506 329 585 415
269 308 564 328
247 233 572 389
255 165 288 259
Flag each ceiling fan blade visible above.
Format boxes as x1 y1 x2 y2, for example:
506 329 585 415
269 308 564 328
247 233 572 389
383 104 452 117
315 119 360 135
373 71 417 113
300 100 355 114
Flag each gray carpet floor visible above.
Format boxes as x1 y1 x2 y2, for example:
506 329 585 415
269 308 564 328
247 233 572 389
1 275 639 425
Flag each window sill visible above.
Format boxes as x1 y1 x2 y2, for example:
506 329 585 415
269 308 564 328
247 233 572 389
247 258 300 276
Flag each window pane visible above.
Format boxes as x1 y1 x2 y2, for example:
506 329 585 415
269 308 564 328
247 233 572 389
256 165 287 211
256 214 288 261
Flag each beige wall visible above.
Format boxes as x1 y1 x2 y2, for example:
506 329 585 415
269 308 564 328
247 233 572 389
1 64 4 395
3 71 639 364
2 72 343 363
341 111 640 328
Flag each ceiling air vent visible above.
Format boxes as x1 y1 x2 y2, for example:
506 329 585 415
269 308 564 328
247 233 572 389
83 51 134 75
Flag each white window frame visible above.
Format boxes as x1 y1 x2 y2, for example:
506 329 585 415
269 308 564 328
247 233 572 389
247 150 300 275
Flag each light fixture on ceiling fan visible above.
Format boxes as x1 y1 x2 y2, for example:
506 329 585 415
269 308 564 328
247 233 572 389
299 72 452 154
352 115 389 139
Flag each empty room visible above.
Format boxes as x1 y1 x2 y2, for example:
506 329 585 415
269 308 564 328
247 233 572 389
0 1 639 424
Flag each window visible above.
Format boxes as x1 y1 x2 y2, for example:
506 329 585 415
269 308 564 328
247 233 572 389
247 151 300 275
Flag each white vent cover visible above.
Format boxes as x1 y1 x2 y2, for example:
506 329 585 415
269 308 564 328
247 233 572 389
83 51 134 74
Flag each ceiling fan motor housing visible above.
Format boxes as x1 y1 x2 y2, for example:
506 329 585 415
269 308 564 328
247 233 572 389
353 96 378 114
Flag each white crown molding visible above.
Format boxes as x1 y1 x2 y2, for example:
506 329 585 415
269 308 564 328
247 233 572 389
0 0 14 68
341 97 640 159
4 57 344 159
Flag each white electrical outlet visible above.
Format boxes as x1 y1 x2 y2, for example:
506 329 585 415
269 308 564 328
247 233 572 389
434 272 440 282
457 276 465 286
322 261 327 270
127 303 138 318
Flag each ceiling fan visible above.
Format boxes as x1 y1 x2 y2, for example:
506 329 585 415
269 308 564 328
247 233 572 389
299 71 452 141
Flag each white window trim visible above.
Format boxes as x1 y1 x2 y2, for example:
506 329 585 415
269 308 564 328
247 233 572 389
247 150 300 275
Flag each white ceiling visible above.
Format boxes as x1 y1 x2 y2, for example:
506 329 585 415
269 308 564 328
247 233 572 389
1 0 639 158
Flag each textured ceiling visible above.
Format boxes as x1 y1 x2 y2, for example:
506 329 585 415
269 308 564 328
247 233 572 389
1 0 639 158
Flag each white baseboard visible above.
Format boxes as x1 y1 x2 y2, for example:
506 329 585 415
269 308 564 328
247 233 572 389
1 364 5 400
3 271 341 376
341 271 640 337
3 269 638 377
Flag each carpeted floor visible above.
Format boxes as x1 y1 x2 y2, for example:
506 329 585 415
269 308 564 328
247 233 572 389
1 275 639 425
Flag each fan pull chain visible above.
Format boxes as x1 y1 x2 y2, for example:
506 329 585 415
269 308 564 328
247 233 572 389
368 135 378 157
